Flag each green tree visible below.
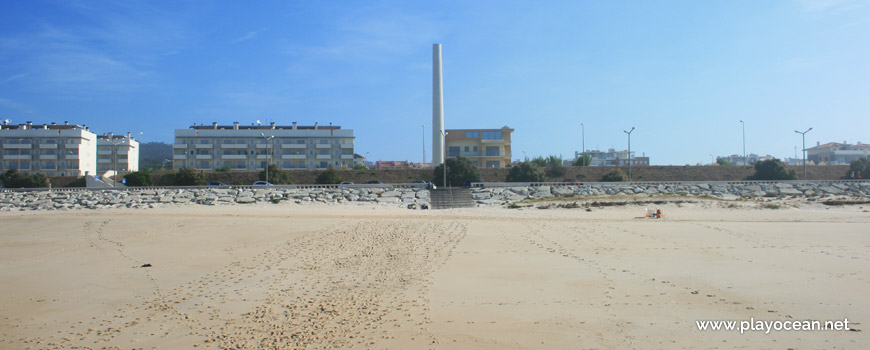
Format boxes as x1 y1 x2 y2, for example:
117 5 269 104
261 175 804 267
600 169 627 182
747 159 796 180
123 171 152 186
0 169 45 188
433 156 481 187
353 163 368 170
716 157 730 166
215 165 231 172
573 154 592 166
848 157 868 178
506 162 546 182
175 167 206 186
316 167 344 184
259 164 295 184
529 156 547 167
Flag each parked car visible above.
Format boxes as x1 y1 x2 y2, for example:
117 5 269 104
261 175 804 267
464 179 484 188
364 180 384 184
207 182 229 187
339 181 354 188
411 180 436 190
252 181 273 186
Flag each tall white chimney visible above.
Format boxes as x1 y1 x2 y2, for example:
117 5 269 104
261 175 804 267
432 43 445 166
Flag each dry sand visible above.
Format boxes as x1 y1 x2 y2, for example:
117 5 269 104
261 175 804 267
0 199 868 349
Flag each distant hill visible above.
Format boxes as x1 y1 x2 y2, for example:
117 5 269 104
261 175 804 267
139 142 172 171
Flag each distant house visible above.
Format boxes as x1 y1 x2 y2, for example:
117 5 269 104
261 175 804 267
574 149 649 166
375 160 410 169
719 153 774 166
806 141 870 165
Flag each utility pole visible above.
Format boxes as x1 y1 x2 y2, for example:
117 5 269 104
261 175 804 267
581 122 585 154
624 127 635 182
794 128 812 180
740 120 746 166
422 124 426 164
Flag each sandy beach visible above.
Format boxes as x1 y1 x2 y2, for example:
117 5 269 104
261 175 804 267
1 199 868 349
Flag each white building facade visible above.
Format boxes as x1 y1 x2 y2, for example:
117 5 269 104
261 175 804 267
173 122 355 171
574 149 650 166
97 132 140 174
0 121 97 177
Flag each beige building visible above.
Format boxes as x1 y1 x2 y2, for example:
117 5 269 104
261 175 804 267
97 133 140 174
173 122 354 171
0 121 97 177
445 127 514 168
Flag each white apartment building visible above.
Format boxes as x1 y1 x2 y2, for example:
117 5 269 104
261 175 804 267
574 149 650 166
97 132 140 174
173 122 355 171
0 121 97 177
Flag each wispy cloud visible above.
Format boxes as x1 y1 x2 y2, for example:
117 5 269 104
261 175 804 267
1 73 28 84
231 28 269 44
0 97 34 114
799 0 865 12
289 12 446 63
0 2 195 96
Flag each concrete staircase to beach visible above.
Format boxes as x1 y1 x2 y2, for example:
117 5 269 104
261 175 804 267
429 188 475 209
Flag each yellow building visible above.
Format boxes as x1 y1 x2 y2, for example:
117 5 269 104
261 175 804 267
445 126 514 168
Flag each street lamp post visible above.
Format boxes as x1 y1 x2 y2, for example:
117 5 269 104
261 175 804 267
624 127 635 182
260 133 274 183
440 130 448 187
581 122 585 154
739 120 746 166
794 127 812 180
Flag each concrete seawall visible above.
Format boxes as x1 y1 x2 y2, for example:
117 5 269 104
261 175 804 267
1 181 868 211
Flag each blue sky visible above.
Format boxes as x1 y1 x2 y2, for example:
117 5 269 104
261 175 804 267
0 0 868 165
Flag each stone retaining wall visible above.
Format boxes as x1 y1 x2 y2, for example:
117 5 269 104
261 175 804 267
1 181 868 211
469 181 870 205
0 187 430 211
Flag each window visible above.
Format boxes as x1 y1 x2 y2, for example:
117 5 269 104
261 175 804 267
448 146 460 157
297 139 305 144
482 131 502 140
465 131 479 138
485 160 501 168
473 146 478 152
485 146 499 156
464 146 469 152
319 140 328 144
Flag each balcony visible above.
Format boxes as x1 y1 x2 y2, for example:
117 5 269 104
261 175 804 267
97 150 113 155
98 159 112 163
340 154 354 160
65 154 79 160
3 144 31 149
282 144 306 149
39 155 57 160
173 144 188 149
255 154 271 159
220 144 247 149
481 139 505 144
118 158 128 163
39 144 58 149
4 155 30 160
340 144 353 149
315 154 332 160
173 155 187 160
255 144 273 149
282 154 306 160
196 154 212 160
221 154 247 160
195 144 213 149
315 144 332 149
